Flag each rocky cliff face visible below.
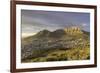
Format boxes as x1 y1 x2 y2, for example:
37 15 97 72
64 26 83 34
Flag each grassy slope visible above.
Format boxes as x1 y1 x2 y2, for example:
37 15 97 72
21 28 90 63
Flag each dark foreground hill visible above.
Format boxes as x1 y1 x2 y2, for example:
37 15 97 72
21 27 90 62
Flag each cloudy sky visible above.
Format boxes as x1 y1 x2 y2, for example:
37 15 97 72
21 9 90 34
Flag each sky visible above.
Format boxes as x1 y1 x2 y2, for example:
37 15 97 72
21 9 90 34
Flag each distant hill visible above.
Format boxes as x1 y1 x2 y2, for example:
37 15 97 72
21 26 90 61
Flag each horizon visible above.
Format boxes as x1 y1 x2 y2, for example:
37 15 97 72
21 26 89 38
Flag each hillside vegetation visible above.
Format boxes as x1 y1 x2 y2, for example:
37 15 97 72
21 27 90 63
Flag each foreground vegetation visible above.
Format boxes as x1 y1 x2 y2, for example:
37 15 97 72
22 47 90 62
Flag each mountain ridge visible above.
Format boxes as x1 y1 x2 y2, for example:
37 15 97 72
33 26 84 38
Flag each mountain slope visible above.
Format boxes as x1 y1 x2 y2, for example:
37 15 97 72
21 27 90 62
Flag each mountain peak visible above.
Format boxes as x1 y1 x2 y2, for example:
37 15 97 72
36 29 51 37
64 26 83 34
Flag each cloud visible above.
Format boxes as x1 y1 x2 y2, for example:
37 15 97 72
21 10 90 33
